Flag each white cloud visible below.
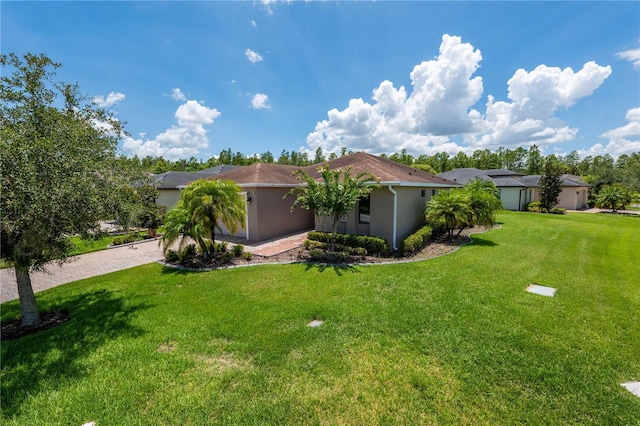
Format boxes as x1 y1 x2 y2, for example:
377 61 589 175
92 91 125 108
123 99 220 160
245 49 263 63
581 107 640 158
251 20 257 27
250 93 271 110
616 48 640 69
304 34 612 157
170 88 187 101
259 0 290 15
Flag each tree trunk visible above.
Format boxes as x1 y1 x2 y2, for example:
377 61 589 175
15 266 40 327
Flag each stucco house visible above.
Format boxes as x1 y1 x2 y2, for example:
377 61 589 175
151 165 241 210
437 168 590 211
304 152 459 251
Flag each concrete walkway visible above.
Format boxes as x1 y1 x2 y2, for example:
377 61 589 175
0 232 308 304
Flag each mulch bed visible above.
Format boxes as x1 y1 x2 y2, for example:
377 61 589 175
163 226 490 270
1 310 70 341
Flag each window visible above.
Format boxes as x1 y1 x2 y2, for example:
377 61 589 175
421 189 426 198
359 195 371 224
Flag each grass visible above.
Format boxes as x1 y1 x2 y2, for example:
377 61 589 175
1 211 639 424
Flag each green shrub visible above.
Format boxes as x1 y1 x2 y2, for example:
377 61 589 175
178 244 197 262
307 249 352 263
242 251 253 261
527 201 543 212
232 244 244 257
549 207 567 214
220 252 234 263
165 250 179 262
306 232 388 255
112 237 124 246
402 225 433 256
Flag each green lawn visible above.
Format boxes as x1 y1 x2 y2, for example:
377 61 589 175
2 212 639 425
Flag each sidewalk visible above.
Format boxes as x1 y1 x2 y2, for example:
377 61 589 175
0 231 308 304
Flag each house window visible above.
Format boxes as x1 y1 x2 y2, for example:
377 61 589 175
432 189 437 196
359 195 371 224
421 189 426 198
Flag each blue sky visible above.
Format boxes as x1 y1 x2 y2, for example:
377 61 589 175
3 1 639 161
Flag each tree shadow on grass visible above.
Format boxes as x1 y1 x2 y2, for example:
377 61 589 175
0 289 151 418
304 262 361 276
468 235 498 247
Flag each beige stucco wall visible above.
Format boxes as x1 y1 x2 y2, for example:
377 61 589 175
247 186 314 242
156 189 182 210
315 185 440 252
556 187 589 210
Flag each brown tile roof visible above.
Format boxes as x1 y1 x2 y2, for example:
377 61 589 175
305 152 458 186
212 162 301 186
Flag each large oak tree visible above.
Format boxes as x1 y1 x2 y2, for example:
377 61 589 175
1 53 145 327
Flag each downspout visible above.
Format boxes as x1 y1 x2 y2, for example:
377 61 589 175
387 185 398 251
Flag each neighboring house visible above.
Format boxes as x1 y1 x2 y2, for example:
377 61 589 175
306 153 459 251
152 165 241 210
211 163 316 242
437 168 590 211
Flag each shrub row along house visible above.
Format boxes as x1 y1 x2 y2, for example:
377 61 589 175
437 168 590 211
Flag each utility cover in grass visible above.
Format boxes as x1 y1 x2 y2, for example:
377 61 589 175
621 381 640 397
307 320 324 327
526 284 557 297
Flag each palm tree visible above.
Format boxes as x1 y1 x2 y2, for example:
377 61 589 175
595 186 629 212
425 190 472 240
286 166 378 251
181 179 246 248
159 201 206 256
464 179 503 227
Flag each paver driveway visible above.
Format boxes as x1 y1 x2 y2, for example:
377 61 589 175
0 232 308 304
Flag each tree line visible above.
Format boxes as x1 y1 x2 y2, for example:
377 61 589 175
135 145 640 195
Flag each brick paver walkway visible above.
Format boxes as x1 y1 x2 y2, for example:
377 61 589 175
0 231 308 303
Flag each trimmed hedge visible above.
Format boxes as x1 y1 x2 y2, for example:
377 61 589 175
303 239 367 256
306 231 388 255
527 201 567 214
402 225 433 255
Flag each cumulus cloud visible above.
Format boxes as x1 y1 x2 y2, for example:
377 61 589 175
581 107 640 158
245 49 263 63
616 48 640 69
123 99 220 160
259 0 290 15
304 34 612 157
92 91 125 108
250 93 271 110
170 88 187 101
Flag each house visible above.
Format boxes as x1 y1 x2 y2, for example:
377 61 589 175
152 165 241 210
210 152 459 251
437 168 590 211
305 153 459 251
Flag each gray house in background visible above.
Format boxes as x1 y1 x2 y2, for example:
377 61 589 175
437 168 590 211
151 165 241 210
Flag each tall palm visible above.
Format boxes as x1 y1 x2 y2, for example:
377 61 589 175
425 190 473 240
181 179 246 247
159 201 206 255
